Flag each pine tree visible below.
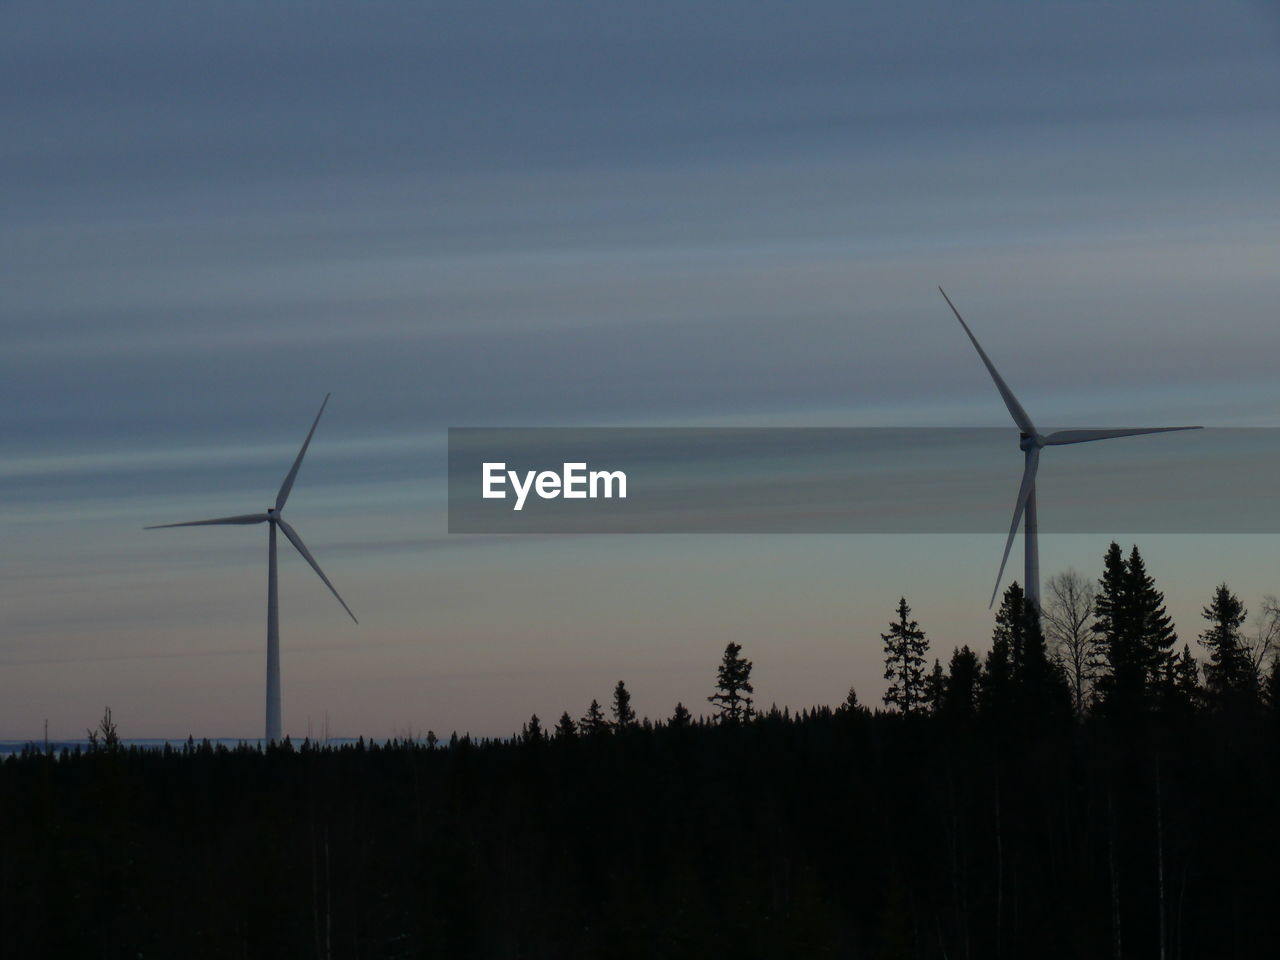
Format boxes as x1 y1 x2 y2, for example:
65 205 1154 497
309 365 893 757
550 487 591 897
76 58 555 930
882 597 929 714
611 680 637 730
669 702 692 728
708 641 755 724
580 699 609 736
1199 583 1253 707
554 711 577 740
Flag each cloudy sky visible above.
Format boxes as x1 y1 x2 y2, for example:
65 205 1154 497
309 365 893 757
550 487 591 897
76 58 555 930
4 1 1279 740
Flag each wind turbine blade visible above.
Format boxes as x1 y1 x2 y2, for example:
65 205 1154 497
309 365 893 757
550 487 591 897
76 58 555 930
1043 426 1202 446
939 287 1037 436
145 513 268 529
990 447 1040 609
276 518 358 624
275 393 331 511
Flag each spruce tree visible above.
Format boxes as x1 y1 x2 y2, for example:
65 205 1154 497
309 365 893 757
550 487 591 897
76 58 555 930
554 711 577 740
882 597 929 714
981 619 1014 720
942 645 982 721
86 706 120 752
580 698 609 736
669 702 692 728
994 582 1070 725
1169 644 1202 713
992 582 1046 676
708 641 754 724
1126 546 1179 686
1199 583 1253 707
925 658 946 713
835 687 865 720
1094 542 1134 712
1092 544 1178 718
611 680 637 729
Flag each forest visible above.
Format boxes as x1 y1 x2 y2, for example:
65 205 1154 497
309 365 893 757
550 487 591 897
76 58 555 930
3 541 1279 959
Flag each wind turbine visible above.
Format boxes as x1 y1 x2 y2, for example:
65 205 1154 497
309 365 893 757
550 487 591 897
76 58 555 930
938 288 1200 612
146 394 356 742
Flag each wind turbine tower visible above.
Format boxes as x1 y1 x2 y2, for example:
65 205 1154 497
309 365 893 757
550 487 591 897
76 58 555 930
147 394 356 741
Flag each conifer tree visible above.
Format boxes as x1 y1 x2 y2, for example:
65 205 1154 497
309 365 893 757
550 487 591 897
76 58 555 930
1094 543 1133 709
708 641 755 723
1167 644 1202 713
942 645 982 721
993 582 1070 725
669 702 692 728
1093 543 1176 717
882 597 929 714
580 699 609 736
1093 543 1135 714
991 581 1038 675
611 680 637 729
554 712 577 740
86 706 119 751
925 659 945 713
1199 583 1253 706
839 687 860 713
1127 546 1179 683
521 714 543 743
981 618 1014 719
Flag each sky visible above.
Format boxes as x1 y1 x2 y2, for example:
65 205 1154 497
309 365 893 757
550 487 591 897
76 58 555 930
3 1 1280 740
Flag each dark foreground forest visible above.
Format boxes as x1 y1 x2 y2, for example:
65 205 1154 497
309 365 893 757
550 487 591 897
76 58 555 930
4 544 1279 959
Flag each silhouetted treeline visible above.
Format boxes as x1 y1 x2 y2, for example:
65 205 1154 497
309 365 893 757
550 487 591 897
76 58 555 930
3 543 1279 959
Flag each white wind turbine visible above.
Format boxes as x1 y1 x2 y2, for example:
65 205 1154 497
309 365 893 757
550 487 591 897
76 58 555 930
938 288 1201 612
147 394 356 742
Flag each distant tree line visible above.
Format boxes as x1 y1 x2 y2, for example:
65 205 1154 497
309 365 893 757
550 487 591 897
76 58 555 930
885 542 1280 728
3 540 1279 958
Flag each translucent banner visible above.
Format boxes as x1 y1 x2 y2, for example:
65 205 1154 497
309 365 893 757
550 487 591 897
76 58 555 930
447 427 1276 534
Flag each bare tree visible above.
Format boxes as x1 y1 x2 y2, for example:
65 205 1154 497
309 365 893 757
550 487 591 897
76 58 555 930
1243 595 1280 679
1043 569 1097 716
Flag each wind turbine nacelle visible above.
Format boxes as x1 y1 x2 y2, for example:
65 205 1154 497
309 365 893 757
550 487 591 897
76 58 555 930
1019 432 1042 451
